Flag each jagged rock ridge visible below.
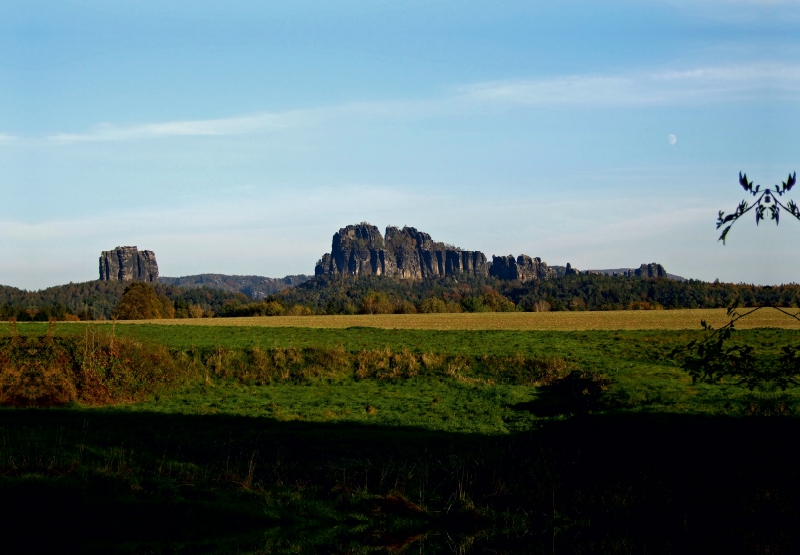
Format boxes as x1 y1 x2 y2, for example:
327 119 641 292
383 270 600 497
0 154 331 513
99 247 159 283
316 223 553 283
552 263 681 280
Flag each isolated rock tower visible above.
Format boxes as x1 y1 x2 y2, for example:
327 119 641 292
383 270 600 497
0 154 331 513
99 246 159 282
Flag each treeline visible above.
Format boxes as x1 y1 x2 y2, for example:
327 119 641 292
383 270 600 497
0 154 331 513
504 274 800 311
2 274 799 321
270 274 800 315
0 281 248 321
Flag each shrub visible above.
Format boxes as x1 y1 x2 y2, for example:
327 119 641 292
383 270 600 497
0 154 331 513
262 300 285 316
361 291 393 314
480 354 570 385
394 300 417 314
355 349 420 380
418 298 447 313
444 355 471 377
355 349 391 379
461 296 488 313
421 352 445 373
531 300 551 312
569 297 587 311
189 304 205 318
159 295 176 318
481 290 515 312
113 283 174 320
0 327 185 406
285 304 313 316
389 349 420 379
629 301 663 310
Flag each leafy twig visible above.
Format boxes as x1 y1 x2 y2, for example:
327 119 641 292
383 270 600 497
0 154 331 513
717 172 798 244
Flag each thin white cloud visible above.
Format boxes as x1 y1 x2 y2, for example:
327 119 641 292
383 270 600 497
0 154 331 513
0 185 415 243
42 62 800 144
48 109 315 143
0 133 17 143
460 62 800 107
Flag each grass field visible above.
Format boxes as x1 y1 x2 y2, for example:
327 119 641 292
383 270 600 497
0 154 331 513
11 319 800 423
3 313 800 552
106 307 800 330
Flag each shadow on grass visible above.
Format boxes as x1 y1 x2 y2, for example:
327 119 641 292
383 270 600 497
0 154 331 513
510 369 611 416
1 408 799 553
0 476 270 554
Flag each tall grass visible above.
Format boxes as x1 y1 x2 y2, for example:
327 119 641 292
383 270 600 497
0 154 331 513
180 344 572 387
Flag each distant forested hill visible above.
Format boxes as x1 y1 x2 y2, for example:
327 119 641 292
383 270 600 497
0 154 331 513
2 274 798 320
159 273 311 298
0 281 130 320
0 273 311 321
500 274 797 311
0 281 247 320
268 274 800 315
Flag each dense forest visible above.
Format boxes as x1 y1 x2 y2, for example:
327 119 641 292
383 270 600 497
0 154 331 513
0 281 246 321
270 274 800 314
1 274 798 320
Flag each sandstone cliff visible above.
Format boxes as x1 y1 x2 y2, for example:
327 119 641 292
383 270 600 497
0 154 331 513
489 255 556 282
553 263 677 279
315 224 560 282
99 246 159 282
314 223 675 283
634 262 667 279
316 223 491 279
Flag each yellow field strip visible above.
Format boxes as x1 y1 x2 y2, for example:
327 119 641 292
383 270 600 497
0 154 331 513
109 308 800 331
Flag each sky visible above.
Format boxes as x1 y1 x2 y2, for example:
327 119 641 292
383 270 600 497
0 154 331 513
1 0 799 289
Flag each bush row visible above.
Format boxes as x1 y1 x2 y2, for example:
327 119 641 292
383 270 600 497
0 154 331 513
181 345 571 386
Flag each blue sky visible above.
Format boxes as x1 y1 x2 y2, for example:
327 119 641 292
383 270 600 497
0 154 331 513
1 0 799 289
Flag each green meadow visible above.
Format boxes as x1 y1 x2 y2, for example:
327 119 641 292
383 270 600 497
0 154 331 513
41 322 800 421
2 320 800 553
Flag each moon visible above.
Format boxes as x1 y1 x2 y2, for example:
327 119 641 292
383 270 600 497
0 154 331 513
668 134 677 146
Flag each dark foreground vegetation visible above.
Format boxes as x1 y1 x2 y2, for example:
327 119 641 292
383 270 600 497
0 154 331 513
1 322 800 552
3 409 798 554
3 273 800 321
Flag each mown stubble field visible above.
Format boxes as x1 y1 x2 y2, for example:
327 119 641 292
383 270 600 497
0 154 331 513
111 307 800 330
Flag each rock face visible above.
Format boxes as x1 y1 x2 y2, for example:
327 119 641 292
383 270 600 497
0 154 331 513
489 255 556 282
552 263 674 279
634 263 667 279
315 225 676 284
99 247 159 282
315 223 492 280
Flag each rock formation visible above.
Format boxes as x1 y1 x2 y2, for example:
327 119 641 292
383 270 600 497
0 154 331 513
552 263 675 279
99 247 159 282
489 255 556 282
315 223 492 280
314 223 672 283
564 263 581 276
634 263 667 279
